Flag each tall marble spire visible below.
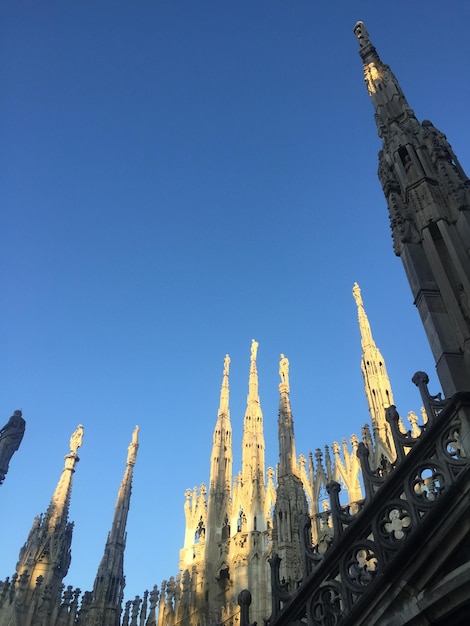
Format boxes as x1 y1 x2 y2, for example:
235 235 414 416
85 426 139 626
209 354 233 494
277 354 298 478
241 339 265 485
353 283 395 461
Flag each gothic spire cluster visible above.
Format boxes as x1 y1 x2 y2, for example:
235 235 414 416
0 283 417 626
2 19 469 626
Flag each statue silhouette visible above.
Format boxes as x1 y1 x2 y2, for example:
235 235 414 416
0 410 26 485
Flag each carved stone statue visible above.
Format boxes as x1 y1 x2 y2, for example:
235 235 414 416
127 425 139 465
279 354 290 390
0 410 26 485
251 339 259 361
69 424 84 455
224 354 231 377
352 282 363 308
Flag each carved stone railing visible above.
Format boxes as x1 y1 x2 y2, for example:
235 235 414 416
267 373 470 626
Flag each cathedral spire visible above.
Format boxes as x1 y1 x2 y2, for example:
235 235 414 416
354 21 413 132
355 22 470 396
273 353 308 584
13 425 83 618
46 425 84 532
209 354 233 494
353 283 395 461
241 340 265 484
352 283 375 352
219 355 230 418
278 354 298 478
85 426 139 626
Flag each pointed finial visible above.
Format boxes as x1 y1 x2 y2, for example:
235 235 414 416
353 282 375 349
250 339 259 361
127 426 139 465
352 282 363 307
69 425 84 455
354 21 371 48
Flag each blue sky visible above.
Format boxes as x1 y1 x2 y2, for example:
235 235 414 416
1 1 469 602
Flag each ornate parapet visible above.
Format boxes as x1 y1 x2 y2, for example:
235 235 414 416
267 375 470 626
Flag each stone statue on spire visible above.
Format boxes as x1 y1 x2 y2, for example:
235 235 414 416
279 354 290 392
354 21 371 48
224 354 231 376
0 410 26 485
251 339 259 361
352 282 363 307
127 426 139 465
69 424 84 455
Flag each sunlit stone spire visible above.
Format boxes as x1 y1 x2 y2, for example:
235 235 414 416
353 283 395 462
209 354 233 493
12 425 83 618
353 282 377 353
85 426 139 626
241 339 265 484
219 354 230 416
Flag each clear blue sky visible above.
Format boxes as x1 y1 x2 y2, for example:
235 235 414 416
1 1 469 602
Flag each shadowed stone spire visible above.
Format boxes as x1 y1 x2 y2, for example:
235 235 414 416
85 426 139 626
354 21 413 131
355 22 470 396
278 354 298 478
